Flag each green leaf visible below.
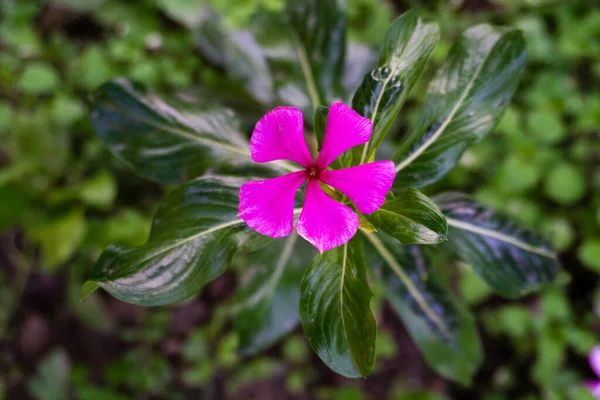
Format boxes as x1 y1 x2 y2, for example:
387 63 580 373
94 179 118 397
367 188 447 244
435 192 560 298
90 79 295 184
233 233 314 355
393 24 527 188
30 209 87 272
28 349 70 400
18 62 60 94
543 161 585 205
313 105 329 151
87 177 283 306
365 234 482 385
286 0 346 107
300 238 376 378
346 11 440 166
196 12 274 105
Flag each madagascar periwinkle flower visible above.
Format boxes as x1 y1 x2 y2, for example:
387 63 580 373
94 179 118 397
587 346 600 398
238 103 396 252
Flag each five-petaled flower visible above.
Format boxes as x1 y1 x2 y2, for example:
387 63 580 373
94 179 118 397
587 345 600 398
238 103 396 252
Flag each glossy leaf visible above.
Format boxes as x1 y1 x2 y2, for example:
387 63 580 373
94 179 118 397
367 188 447 244
196 12 274 105
346 11 440 166
233 233 314 355
366 234 482 385
286 0 346 106
86 177 282 306
300 238 376 378
435 192 560 298
314 105 328 151
393 24 527 188
90 79 294 184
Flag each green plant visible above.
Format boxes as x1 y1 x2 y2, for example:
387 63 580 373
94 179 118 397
82 0 562 386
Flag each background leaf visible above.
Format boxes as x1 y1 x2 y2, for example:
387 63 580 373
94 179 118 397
86 176 278 306
435 192 560 298
345 11 440 166
365 234 482 385
90 79 294 184
196 11 274 105
286 0 346 106
393 24 527 188
233 233 314 355
367 187 447 245
300 238 376 378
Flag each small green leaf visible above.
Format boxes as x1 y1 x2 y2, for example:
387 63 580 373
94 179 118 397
367 188 447 244
366 234 482 385
28 349 70 400
346 11 440 166
286 0 347 106
18 62 60 94
87 177 279 306
543 161 585 205
233 233 314 355
578 239 600 272
300 238 376 378
393 24 527 188
30 209 87 272
435 192 561 298
90 79 294 184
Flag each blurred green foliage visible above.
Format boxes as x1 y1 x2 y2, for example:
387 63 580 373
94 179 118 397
0 0 599 399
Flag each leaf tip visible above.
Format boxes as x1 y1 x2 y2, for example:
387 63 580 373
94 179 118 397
81 281 99 300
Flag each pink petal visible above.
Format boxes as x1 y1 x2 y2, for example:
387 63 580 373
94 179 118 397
590 346 600 378
586 380 600 398
319 161 396 214
250 106 314 168
316 103 372 169
239 171 307 238
296 180 359 252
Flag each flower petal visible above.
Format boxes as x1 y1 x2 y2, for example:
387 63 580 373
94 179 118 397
250 106 313 168
320 160 396 214
586 381 600 398
590 346 600 378
239 171 307 238
297 180 359 252
316 102 372 169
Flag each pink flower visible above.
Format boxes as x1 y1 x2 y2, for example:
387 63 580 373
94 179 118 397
588 346 600 398
238 103 395 252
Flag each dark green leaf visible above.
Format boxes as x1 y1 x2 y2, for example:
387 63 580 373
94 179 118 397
367 188 447 244
435 192 560 298
393 25 527 188
90 79 295 184
196 12 274 105
286 0 346 107
233 233 314 355
313 105 329 151
300 238 376 378
365 234 482 385
86 177 283 306
346 11 440 166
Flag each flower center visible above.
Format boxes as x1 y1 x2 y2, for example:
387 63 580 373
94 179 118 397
306 165 322 180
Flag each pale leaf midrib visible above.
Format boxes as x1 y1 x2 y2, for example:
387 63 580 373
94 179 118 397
103 102 299 173
365 234 452 340
237 232 299 310
394 37 494 173
446 218 557 258
121 208 304 271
